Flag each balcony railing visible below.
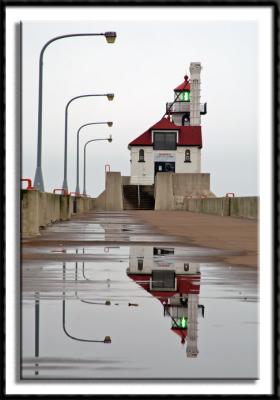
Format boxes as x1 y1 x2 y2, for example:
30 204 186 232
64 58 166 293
166 102 207 114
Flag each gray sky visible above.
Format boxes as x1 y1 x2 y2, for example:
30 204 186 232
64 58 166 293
22 19 258 197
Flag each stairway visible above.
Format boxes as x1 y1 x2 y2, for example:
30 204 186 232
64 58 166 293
123 185 154 210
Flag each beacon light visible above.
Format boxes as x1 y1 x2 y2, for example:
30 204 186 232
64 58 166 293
180 91 190 102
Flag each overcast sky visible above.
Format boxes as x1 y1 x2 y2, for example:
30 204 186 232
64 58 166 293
22 17 258 197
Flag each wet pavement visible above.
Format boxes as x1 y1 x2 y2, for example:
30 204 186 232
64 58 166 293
21 211 258 380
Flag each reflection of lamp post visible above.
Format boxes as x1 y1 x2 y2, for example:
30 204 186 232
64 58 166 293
83 136 112 196
74 249 111 305
33 31 117 192
75 121 113 194
62 262 111 343
35 292 40 376
62 94 114 193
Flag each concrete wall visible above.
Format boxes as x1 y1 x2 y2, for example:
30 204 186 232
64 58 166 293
21 190 40 237
21 190 95 238
155 172 214 210
91 172 125 211
229 197 258 219
154 172 175 210
154 173 258 219
184 197 230 216
172 173 212 196
183 196 258 219
105 172 123 211
94 190 106 210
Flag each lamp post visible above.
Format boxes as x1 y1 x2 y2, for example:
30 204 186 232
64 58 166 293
62 94 114 193
83 136 112 196
75 121 113 195
33 31 117 192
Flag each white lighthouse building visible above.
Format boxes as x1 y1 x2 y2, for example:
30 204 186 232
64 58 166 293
128 62 207 186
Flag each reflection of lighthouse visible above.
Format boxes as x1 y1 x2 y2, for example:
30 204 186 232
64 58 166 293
187 294 199 357
127 246 204 357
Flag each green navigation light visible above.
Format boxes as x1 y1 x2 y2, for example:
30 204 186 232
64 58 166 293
181 317 187 328
179 91 190 102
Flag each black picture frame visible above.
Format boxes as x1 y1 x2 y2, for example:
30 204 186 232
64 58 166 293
1 1 278 398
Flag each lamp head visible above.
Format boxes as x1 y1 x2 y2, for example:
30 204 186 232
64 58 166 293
104 336 112 343
104 32 117 44
107 121 113 127
108 134 113 143
106 93 114 101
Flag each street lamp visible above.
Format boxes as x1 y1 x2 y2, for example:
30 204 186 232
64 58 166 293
75 121 113 194
33 31 117 192
61 94 114 194
83 136 112 196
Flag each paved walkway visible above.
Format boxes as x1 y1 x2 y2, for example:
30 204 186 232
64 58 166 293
135 211 258 268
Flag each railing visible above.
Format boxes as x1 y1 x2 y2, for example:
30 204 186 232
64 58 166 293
53 188 68 195
21 178 34 190
69 192 81 197
166 102 206 114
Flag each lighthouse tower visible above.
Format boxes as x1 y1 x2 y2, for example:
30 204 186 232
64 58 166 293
167 62 206 127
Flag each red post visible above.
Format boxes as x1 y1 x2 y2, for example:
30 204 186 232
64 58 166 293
21 178 34 190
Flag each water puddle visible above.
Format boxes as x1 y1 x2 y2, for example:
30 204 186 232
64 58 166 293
21 213 258 380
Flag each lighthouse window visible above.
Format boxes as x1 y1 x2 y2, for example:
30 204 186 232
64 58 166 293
185 150 191 162
154 132 177 150
179 91 190 102
137 258 144 271
138 149 145 162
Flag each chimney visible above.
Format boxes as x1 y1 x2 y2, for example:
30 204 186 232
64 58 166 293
190 62 202 126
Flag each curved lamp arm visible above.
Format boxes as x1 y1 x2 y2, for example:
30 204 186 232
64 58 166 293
83 137 112 196
75 121 113 194
62 263 111 343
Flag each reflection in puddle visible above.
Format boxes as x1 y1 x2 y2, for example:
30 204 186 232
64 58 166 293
127 246 204 357
22 218 258 380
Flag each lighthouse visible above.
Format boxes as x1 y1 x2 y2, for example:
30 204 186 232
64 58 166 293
128 62 207 186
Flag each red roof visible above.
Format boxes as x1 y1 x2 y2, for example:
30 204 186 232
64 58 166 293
128 118 202 147
174 81 190 92
171 327 188 343
174 75 190 92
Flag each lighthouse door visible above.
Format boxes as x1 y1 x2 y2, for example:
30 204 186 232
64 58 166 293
155 162 175 175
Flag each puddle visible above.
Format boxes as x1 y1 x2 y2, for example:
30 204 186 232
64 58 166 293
21 214 258 380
